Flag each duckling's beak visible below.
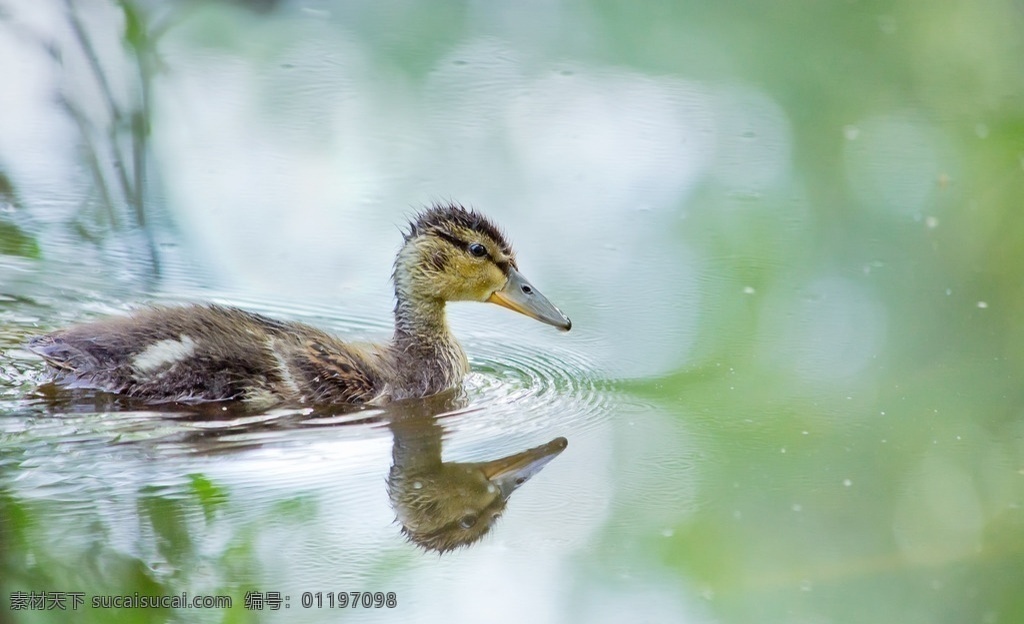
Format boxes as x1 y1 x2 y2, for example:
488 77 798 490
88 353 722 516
487 268 572 331
480 436 568 499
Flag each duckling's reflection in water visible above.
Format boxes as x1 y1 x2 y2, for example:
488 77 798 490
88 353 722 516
25 387 567 553
384 393 567 554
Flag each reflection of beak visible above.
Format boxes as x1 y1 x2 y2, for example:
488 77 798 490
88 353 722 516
480 437 568 498
486 268 572 331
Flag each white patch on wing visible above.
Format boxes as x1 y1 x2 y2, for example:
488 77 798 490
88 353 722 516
133 336 198 373
268 338 301 397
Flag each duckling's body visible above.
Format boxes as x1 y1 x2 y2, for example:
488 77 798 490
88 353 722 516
28 203 570 405
30 305 390 404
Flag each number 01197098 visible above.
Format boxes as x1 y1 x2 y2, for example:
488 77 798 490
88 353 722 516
300 592 397 608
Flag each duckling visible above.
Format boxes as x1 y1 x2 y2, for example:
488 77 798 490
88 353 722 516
28 202 571 405
386 401 567 553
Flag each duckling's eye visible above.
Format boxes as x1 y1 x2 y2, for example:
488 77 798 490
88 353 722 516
468 243 487 258
459 514 478 529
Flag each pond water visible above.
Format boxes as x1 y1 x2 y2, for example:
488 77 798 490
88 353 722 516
2 1 1024 623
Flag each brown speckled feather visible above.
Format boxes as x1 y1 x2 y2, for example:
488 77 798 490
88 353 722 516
29 305 387 405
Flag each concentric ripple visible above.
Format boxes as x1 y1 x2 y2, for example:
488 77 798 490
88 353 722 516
461 335 613 434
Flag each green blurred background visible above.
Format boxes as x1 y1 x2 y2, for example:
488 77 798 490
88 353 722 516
1 0 1023 622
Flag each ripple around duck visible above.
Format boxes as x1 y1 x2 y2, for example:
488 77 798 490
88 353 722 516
453 335 615 442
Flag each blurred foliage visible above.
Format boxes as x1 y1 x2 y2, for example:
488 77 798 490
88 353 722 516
0 490 172 624
187 473 229 522
0 0 170 278
0 171 39 260
0 477 268 624
583 1 1024 622
0 222 38 260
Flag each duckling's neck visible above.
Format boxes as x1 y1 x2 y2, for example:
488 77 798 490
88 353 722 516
389 292 469 399
392 293 450 348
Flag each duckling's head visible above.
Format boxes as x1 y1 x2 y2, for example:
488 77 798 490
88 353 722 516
388 436 567 553
394 203 571 330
